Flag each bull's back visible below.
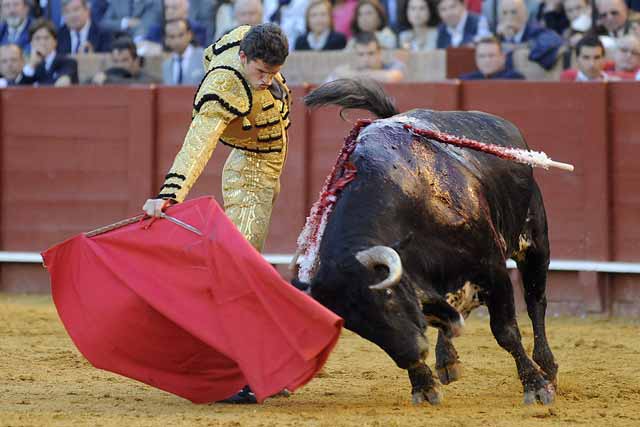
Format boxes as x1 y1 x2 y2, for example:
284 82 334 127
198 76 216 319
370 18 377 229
351 109 537 255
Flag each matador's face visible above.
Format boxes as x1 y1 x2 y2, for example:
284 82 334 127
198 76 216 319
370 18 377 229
239 51 282 90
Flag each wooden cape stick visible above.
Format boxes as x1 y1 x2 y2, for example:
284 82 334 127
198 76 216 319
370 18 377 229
85 215 146 238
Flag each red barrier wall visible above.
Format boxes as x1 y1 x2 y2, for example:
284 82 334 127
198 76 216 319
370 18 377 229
446 47 476 79
1 87 154 250
1 83 638 315
0 87 157 291
460 82 609 261
608 83 640 262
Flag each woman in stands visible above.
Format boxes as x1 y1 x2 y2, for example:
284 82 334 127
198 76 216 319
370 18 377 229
294 0 348 50
399 0 440 51
348 0 397 49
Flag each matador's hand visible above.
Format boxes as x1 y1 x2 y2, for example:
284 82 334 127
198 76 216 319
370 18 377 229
142 199 170 217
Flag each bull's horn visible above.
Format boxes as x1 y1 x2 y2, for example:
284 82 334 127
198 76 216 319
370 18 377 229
355 246 403 290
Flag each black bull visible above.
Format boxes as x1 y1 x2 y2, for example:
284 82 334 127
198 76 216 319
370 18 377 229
297 80 558 405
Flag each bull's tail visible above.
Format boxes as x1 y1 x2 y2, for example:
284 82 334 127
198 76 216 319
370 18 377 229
304 78 399 119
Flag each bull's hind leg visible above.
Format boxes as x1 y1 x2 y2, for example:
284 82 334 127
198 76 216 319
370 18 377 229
484 267 555 405
435 281 482 384
435 331 462 385
516 188 558 387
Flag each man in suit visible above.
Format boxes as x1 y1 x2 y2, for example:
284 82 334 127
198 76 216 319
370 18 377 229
436 0 491 48
379 0 408 33
91 36 160 84
460 36 525 79
0 0 33 53
328 32 405 82
99 0 163 42
90 0 110 24
597 0 632 38
188 0 219 46
20 18 78 86
497 0 564 70
32 0 64 28
57 0 113 54
0 43 25 86
216 0 265 37
162 19 205 85
235 0 264 27
145 0 208 47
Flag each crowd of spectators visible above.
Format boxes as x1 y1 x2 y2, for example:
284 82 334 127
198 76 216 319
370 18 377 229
0 0 638 87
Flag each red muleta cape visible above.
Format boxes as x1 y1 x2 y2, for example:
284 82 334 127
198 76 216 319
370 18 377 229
41 196 342 403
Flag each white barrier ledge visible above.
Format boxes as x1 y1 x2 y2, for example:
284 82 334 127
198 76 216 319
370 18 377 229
0 252 44 263
505 259 640 273
0 251 295 266
2 251 640 274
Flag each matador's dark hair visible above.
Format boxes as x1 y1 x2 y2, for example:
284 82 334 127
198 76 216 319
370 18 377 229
239 23 289 66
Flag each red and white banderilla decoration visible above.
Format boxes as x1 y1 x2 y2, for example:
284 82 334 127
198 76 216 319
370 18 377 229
403 124 575 172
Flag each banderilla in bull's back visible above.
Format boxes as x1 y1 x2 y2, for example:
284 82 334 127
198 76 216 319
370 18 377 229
403 123 575 172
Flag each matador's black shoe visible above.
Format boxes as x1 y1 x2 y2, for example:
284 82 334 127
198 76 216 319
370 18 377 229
217 385 257 404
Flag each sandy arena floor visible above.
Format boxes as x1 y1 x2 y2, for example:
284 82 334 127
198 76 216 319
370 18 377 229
1 294 639 427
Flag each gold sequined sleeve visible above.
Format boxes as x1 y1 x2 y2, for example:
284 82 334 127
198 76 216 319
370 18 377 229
157 66 251 203
157 102 236 203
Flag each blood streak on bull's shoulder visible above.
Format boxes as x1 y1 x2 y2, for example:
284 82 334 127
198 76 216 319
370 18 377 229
296 119 373 282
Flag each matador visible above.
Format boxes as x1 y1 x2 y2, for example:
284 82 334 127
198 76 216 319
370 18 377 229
143 23 291 252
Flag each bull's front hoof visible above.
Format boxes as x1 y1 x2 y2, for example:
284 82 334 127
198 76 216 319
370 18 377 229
412 386 443 405
523 382 555 405
436 362 462 385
